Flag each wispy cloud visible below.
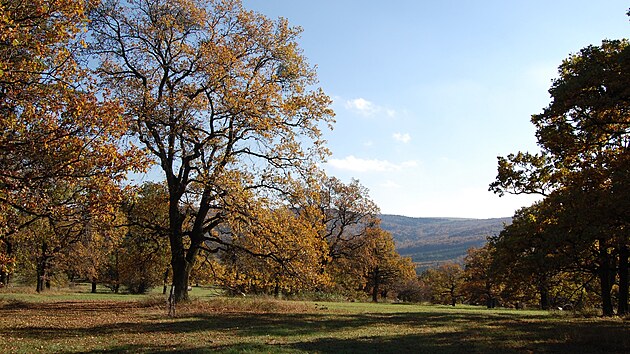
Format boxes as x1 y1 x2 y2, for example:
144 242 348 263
393 132 411 143
326 155 418 173
381 180 401 189
344 97 396 118
399 160 419 168
345 98 376 116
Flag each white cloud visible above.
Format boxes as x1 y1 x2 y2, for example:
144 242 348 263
326 155 418 173
400 160 419 168
393 132 411 143
344 97 396 118
381 180 401 189
345 98 377 116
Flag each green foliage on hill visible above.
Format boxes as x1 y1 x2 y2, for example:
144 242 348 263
379 215 510 270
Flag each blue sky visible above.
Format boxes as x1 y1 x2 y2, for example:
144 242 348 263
244 1 629 218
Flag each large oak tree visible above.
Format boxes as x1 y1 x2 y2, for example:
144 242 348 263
90 0 334 302
491 39 630 315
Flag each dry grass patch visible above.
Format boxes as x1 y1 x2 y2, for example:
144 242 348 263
0 296 629 353
177 296 318 314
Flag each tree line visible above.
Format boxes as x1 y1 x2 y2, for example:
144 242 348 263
384 11 630 315
0 0 416 302
487 34 630 315
2 0 628 314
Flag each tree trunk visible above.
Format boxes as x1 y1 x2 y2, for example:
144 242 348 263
36 242 48 293
372 267 380 303
274 282 281 298
599 240 614 316
91 278 97 293
618 243 629 316
36 266 45 293
0 261 7 286
163 267 170 295
0 239 12 286
486 282 495 308
167 188 195 303
539 284 550 310
112 250 120 293
171 255 190 303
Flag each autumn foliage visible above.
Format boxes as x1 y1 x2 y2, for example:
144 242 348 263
489 39 630 315
0 0 417 303
88 0 336 302
0 0 149 291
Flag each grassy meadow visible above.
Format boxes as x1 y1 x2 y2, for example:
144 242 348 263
1 286 629 353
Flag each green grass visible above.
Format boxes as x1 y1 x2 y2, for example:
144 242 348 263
1 287 629 353
0 283 221 302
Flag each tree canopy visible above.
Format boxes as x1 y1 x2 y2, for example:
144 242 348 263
0 0 147 288
0 0 419 305
89 0 334 302
491 39 630 316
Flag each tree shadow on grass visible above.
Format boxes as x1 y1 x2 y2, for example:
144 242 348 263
80 342 306 354
2 309 496 338
2 303 629 353
283 321 628 354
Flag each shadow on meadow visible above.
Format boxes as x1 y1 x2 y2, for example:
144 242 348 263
1 301 629 353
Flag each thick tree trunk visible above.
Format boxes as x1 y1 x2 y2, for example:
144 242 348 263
486 282 495 308
36 267 45 293
600 270 614 316
0 261 7 286
539 284 550 310
165 168 211 303
598 240 614 316
172 238 204 303
171 255 190 303
167 186 198 303
618 243 629 316
91 278 97 293
36 242 48 293
371 267 380 303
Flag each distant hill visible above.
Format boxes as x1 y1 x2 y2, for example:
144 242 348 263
378 214 511 272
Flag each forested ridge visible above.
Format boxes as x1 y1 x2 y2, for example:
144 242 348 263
379 215 510 269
